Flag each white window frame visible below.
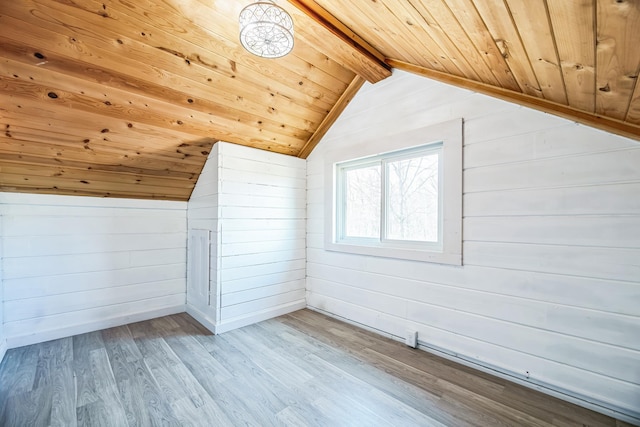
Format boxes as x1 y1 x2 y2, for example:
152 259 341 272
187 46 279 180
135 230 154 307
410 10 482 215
324 119 462 265
336 143 443 247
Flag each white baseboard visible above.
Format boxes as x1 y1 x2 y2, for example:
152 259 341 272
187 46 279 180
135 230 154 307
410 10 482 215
6 305 186 349
0 339 7 364
185 304 218 334
307 306 640 426
215 300 306 334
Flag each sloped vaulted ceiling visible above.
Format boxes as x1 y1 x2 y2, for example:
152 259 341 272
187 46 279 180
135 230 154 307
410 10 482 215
0 0 638 200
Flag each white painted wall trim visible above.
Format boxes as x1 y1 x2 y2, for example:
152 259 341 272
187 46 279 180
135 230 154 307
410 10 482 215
0 198 5 363
215 299 306 334
324 118 463 265
307 306 640 426
185 303 218 334
0 340 7 364
7 304 185 349
0 192 186 210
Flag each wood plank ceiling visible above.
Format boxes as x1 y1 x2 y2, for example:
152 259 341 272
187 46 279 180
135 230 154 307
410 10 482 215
1 0 639 200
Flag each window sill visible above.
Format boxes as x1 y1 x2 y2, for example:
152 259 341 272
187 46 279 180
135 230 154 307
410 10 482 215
324 240 462 265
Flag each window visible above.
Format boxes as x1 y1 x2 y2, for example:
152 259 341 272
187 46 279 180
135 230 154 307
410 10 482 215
337 143 442 246
325 119 462 265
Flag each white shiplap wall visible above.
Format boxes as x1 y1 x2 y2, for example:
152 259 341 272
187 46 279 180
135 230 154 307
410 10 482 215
186 144 220 329
0 193 187 348
306 71 640 420
218 142 306 331
0 207 6 361
187 142 307 333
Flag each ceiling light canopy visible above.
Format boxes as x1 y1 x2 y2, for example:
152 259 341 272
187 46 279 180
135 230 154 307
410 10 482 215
239 1 294 59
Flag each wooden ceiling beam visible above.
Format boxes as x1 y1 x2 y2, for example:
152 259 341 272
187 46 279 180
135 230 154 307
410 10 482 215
287 0 392 83
389 59 640 142
298 75 366 159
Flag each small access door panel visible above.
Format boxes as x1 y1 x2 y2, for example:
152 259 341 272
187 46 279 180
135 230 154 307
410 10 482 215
187 229 211 310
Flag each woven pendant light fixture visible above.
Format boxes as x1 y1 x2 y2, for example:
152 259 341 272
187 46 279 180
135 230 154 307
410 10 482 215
239 1 294 58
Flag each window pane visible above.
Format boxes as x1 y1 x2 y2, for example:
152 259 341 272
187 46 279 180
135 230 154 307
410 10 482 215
343 165 381 238
386 153 439 242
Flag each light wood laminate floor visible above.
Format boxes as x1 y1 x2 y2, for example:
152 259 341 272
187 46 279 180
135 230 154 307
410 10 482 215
0 309 634 426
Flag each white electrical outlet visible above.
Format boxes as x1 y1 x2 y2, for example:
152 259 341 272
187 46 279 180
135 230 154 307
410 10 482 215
406 331 418 348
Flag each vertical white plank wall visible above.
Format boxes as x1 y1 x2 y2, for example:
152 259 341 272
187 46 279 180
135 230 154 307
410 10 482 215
187 142 306 333
306 70 640 421
0 193 187 348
